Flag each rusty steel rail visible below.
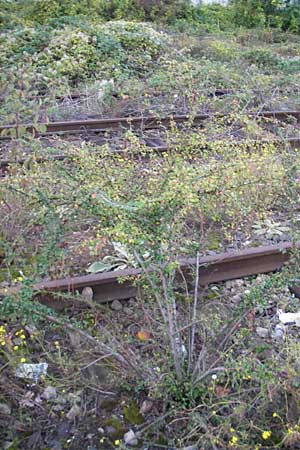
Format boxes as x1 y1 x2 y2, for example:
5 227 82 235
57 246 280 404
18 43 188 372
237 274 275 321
1 242 294 305
1 110 300 139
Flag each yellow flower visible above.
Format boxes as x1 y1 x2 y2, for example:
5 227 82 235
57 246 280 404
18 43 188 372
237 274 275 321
272 412 278 418
288 428 293 434
13 345 19 351
114 440 120 446
20 357 26 363
20 334 26 340
230 427 235 433
0 341 5 346
262 430 272 440
54 341 60 347
17 276 23 282
229 436 238 446
212 410 216 415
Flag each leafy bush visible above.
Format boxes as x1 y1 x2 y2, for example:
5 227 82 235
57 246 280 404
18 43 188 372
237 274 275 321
1 21 169 86
242 47 283 69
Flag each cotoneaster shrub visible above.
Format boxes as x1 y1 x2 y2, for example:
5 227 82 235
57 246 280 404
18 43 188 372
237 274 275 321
1 21 169 86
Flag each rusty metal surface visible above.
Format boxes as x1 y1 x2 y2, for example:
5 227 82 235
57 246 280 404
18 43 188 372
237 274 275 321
3 242 291 303
1 110 300 139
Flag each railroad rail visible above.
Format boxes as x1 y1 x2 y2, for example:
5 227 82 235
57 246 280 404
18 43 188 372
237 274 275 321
1 110 300 139
1 242 295 307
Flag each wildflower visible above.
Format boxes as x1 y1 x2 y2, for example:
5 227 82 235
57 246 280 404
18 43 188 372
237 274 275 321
54 341 60 347
229 435 238 446
230 427 235 433
212 410 216 415
287 428 293 434
262 430 272 440
272 412 278 418
114 440 120 446
0 341 5 346
20 357 26 363
13 345 19 351
211 374 217 380
20 334 26 340
17 276 23 282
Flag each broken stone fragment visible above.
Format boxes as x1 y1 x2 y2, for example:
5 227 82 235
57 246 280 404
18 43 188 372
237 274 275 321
111 299 123 311
66 404 81 420
41 386 57 401
256 327 268 338
82 286 94 301
124 429 138 446
0 402 11 415
139 399 153 415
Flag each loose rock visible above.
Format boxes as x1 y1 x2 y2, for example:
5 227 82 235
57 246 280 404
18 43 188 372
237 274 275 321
232 294 242 303
0 402 11 415
66 404 81 420
82 286 94 301
225 279 244 289
256 327 269 338
41 386 57 401
273 324 285 340
139 399 153 415
124 429 138 446
111 299 123 311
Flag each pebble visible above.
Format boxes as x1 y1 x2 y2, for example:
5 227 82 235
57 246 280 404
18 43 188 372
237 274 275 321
128 298 136 307
225 279 244 289
256 327 269 338
111 299 123 311
0 402 11 415
273 324 285 340
82 286 94 301
124 429 138 446
41 386 57 401
231 294 242 303
66 404 81 420
139 399 153 415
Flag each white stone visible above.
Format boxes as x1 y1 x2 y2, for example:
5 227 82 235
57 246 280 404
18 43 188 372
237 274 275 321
124 429 138 446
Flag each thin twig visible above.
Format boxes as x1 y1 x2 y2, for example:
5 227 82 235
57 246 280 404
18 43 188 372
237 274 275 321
188 252 200 372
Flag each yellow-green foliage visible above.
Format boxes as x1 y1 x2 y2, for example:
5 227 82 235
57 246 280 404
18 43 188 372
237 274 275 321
0 135 298 280
0 21 169 85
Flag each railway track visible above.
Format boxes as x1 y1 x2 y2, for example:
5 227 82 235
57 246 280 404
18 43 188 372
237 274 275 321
1 110 300 139
1 242 295 306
